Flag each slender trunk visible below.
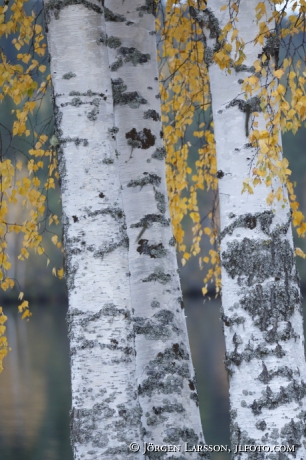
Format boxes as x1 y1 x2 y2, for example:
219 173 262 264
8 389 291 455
195 0 306 457
44 1 206 458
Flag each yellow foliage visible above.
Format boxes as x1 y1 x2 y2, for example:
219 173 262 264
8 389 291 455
160 0 306 304
0 0 64 370
0 307 9 372
296 247 306 258
159 0 221 292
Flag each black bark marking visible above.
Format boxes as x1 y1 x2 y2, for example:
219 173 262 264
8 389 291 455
169 236 176 247
151 300 160 309
97 34 122 48
108 126 119 140
138 343 190 397
137 239 167 258
144 109 161 121
255 420 267 431
154 190 166 213
245 215 257 229
239 283 299 341
220 210 276 240
136 0 157 16
216 170 224 179
118 47 150 65
142 268 171 285
250 380 306 415
133 310 176 340
112 78 147 108
221 312 245 327
110 58 123 72
281 418 304 451
44 0 103 26
87 106 99 121
69 90 107 100
62 72 76 79
224 342 286 376
58 136 88 147
127 173 161 189
131 214 170 230
258 362 294 384
152 400 185 415
222 236 296 286
163 428 201 448
178 297 185 309
93 237 129 260
125 128 156 149
151 146 166 160
226 96 261 114
104 7 125 22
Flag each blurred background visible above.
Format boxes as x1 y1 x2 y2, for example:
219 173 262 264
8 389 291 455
0 1 306 459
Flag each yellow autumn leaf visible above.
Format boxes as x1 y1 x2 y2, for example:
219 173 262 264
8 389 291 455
296 248 306 259
21 310 32 320
32 177 40 187
231 29 239 42
274 68 285 79
18 301 29 313
266 192 275 206
51 235 58 245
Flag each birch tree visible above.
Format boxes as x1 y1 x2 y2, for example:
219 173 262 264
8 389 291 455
187 0 306 457
43 1 205 458
204 1 306 459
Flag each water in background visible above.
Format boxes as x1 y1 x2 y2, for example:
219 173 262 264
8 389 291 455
0 294 231 460
0 301 72 460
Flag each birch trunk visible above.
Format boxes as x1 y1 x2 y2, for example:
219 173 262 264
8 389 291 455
193 0 306 457
44 1 206 458
44 2 142 459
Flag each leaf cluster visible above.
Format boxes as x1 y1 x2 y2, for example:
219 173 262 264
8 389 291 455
157 0 306 299
0 0 63 371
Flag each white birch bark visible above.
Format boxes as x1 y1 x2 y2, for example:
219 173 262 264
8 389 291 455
192 0 306 457
44 2 142 459
44 1 206 458
103 1 206 456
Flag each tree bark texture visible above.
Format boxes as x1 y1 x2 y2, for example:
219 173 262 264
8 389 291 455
44 1 206 459
196 0 306 457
